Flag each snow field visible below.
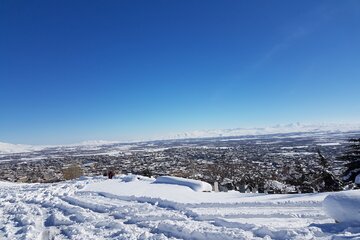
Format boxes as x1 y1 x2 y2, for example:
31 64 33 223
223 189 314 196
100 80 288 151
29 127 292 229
0 175 359 239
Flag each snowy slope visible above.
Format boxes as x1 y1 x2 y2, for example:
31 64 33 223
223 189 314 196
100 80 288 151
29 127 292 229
0 175 359 240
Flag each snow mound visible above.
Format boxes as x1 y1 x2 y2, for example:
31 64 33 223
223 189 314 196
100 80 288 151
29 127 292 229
120 174 139 182
356 174 360 185
323 190 360 225
265 180 295 192
153 176 212 192
120 174 154 183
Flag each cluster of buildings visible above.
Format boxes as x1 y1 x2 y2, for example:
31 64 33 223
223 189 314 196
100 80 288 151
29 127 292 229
0 137 346 190
0 131 355 193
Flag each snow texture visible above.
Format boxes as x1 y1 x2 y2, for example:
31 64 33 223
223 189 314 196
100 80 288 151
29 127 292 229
323 190 360 225
153 176 213 192
0 175 359 239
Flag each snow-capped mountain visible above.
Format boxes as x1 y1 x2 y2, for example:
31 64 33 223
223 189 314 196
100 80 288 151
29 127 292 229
0 142 44 154
165 123 360 140
1 123 360 155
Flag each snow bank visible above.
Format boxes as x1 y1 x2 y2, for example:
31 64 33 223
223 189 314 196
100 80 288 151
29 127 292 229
84 175 329 204
120 174 154 183
355 174 360 185
153 176 212 192
323 190 360 225
120 174 139 182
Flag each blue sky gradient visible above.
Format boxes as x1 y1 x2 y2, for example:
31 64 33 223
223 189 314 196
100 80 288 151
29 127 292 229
1 0 360 144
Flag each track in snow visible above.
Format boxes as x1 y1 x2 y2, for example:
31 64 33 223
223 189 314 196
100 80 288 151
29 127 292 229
0 178 358 240
0 181 254 240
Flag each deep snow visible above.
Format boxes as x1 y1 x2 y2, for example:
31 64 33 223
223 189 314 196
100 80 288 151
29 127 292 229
153 176 213 192
356 174 360 185
323 190 360 224
0 175 359 240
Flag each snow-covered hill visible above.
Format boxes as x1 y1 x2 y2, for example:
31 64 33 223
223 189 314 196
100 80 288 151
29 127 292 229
0 175 359 239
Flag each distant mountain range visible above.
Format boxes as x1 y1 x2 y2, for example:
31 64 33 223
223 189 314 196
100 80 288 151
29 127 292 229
164 123 360 140
0 142 43 154
1 123 360 154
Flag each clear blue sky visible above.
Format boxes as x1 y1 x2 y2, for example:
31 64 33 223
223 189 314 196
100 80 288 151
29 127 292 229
1 0 360 144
